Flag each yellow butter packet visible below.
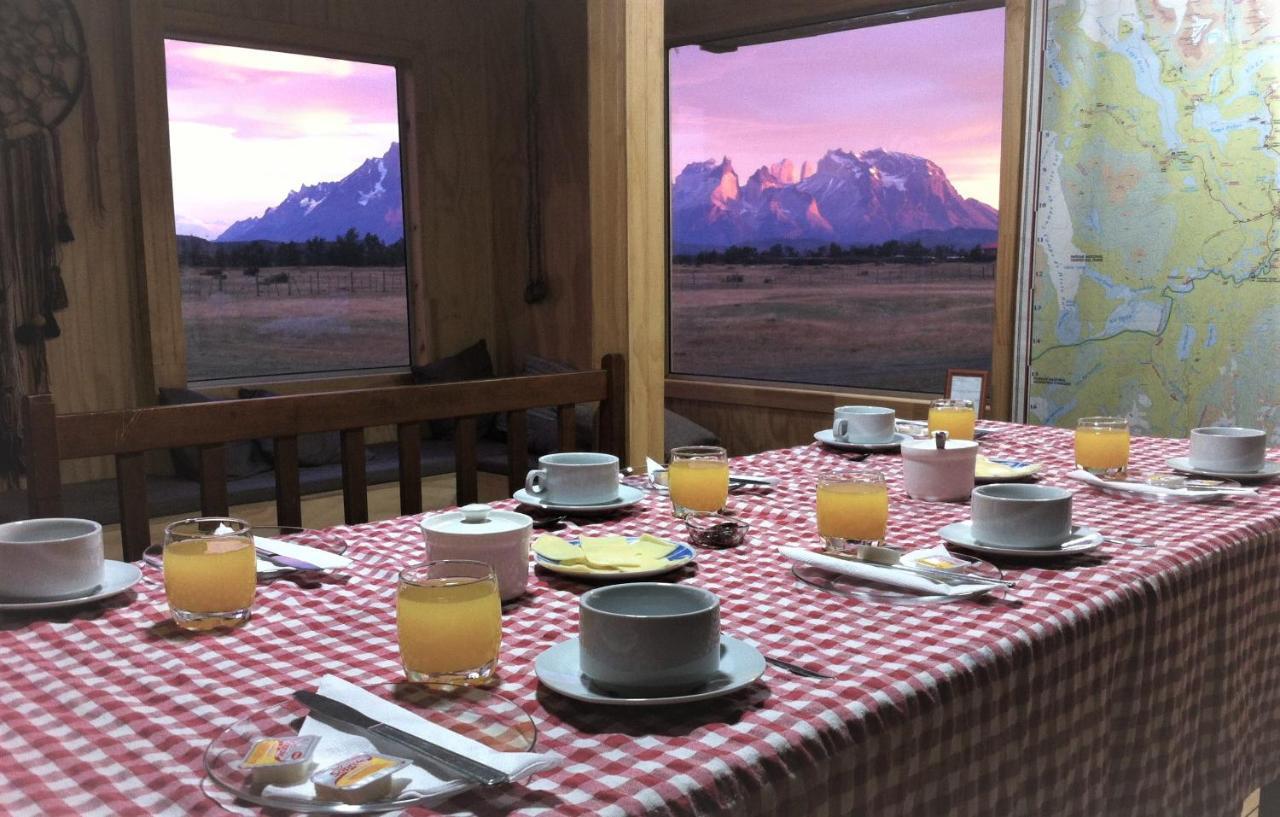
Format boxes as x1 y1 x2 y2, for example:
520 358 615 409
533 535 584 563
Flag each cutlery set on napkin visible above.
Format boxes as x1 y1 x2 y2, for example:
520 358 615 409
265 676 561 804
645 457 778 492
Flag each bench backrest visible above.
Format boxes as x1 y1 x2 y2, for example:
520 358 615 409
23 354 625 560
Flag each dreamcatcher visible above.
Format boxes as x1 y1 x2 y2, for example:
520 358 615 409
0 0 91 485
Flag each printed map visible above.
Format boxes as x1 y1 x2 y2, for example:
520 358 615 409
1028 0 1279 441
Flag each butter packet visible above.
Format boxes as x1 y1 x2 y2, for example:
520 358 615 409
311 752 411 804
238 735 320 785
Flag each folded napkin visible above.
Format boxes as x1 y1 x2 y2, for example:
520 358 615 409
780 545 997 597
266 676 561 803
1067 469 1256 499
254 535 352 573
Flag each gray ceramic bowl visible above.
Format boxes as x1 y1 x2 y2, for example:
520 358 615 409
1189 427 1266 473
970 484 1073 549
578 583 720 696
0 518 104 600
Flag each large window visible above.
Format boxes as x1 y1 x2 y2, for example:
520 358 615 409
165 40 410 382
668 5 1005 394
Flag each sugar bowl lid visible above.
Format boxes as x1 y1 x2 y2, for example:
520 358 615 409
420 503 532 537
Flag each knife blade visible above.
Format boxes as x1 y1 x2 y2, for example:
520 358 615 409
293 691 510 786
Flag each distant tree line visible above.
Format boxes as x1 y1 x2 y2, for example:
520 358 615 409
179 228 406 269
673 239 992 266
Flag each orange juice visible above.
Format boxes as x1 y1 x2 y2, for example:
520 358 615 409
1075 426 1130 474
397 576 500 682
163 537 256 616
928 404 976 441
668 459 730 513
817 481 889 541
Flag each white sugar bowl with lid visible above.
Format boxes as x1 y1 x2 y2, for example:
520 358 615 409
419 504 532 601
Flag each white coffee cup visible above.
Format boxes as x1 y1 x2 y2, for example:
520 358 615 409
0 518 105 600
970 484 1073 549
578 583 721 696
833 405 896 444
524 451 620 505
1188 427 1267 473
901 438 978 502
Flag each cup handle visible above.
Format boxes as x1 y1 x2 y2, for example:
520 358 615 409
833 419 847 439
525 470 547 495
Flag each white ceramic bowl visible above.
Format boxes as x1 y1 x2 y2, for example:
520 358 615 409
970 484 1073 549
420 504 532 601
578 583 720 696
901 438 978 502
1189 427 1267 473
0 518 104 600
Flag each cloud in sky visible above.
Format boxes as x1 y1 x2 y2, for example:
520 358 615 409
165 40 400 234
670 7 1005 207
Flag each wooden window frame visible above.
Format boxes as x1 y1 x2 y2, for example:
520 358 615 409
663 0 1033 420
127 4 431 395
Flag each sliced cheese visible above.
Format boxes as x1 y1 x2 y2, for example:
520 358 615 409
533 535 584 563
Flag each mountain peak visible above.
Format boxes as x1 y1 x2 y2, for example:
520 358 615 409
216 143 403 243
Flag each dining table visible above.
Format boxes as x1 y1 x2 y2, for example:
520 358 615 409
1 420 1277 817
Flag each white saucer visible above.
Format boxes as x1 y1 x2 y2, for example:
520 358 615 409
1166 457 1280 482
534 635 766 706
814 429 913 452
0 561 143 611
939 522 1103 558
513 484 646 513
534 537 696 581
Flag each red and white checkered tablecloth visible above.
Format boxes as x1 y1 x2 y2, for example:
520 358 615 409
2 422 1278 816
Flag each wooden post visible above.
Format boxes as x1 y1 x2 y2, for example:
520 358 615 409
22 394 62 518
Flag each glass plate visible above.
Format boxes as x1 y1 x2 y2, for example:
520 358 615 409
792 552 1006 604
203 684 536 814
142 526 348 571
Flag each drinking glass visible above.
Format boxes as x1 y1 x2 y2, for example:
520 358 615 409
668 445 730 517
163 517 257 631
928 399 977 441
816 472 888 552
397 560 501 685
1075 416 1130 477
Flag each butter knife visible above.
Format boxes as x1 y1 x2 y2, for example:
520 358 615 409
293 691 510 786
255 548 322 572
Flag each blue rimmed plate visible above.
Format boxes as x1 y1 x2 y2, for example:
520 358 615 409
534 536 696 581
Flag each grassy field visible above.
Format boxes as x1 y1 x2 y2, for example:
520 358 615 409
670 261 995 394
181 265 409 381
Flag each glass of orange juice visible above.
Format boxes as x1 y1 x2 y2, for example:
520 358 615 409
816 472 889 553
1075 416 1130 478
668 446 730 517
928 399 977 441
397 560 501 685
163 517 257 630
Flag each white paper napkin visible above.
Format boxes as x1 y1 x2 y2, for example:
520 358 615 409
265 676 562 803
253 535 352 573
780 545 998 597
1067 469 1256 498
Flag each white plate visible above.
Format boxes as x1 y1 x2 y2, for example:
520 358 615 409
534 635 765 706
813 429 913 452
1166 457 1280 482
534 536 696 581
939 522 1103 558
0 561 143 611
513 484 646 513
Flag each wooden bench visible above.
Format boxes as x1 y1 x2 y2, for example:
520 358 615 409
23 354 625 560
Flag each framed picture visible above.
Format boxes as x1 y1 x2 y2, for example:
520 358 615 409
945 369 989 418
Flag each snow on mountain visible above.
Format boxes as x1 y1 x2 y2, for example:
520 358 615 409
672 148 998 250
217 143 403 243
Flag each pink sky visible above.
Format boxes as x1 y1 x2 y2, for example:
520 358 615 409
164 40 400 239
670 7 1005 206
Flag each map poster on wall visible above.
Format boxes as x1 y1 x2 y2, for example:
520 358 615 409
1025 0 1279 443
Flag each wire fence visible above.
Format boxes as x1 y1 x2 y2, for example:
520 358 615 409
180 266 408 299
